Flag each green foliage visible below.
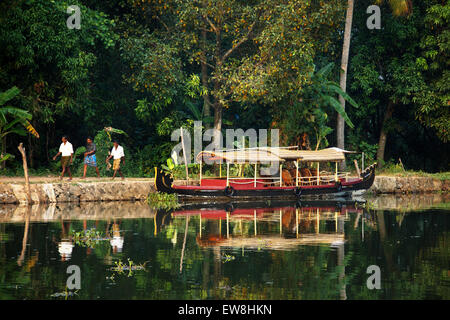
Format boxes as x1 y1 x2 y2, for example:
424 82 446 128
0 86 34 163
0 0 447 175
147 192 180 210
275 63 358 148
70 228 106 248
109 259 148 279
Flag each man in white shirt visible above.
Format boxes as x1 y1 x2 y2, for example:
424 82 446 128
53 135 74 181
106 140 125 180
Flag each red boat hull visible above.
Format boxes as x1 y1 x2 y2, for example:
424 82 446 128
155 164 376 200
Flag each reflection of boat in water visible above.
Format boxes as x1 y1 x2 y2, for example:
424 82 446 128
157 199 365 251
155 147 376 201
168 199 354 299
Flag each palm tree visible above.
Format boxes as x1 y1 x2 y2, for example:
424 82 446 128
336 0 412 169
0 86 39 166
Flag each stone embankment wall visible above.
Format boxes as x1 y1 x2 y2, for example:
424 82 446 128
369 176 449 194
0 176 448 204
0 181 156 204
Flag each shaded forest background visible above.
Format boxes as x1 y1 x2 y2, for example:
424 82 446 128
0 0 448 177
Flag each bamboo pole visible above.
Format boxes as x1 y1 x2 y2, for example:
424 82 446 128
226 162 230 186
254 163 257 187
279 164 282 187
354 159 360 177
317 162 320 185
316 208 320 234
335 162 338 181
179 215 189 273
226 212 229 239
17 143 32 205
17 207 30 266
279 210 282 235
180 127 189 185
199 214 202 238
254 210 257 236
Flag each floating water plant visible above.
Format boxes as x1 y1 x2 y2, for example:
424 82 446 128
147 192 180 210
50 287 79 300
70 228 108 248
221 253 235 263
109 258 148 278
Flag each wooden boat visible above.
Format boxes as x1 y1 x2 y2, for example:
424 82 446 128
155 147 376 200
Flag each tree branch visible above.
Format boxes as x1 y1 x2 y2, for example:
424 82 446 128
221 21 256 62
204 15 218 34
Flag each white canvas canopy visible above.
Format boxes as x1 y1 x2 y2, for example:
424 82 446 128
196 147 349 163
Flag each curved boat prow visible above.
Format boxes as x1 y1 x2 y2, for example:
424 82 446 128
154 168 174 193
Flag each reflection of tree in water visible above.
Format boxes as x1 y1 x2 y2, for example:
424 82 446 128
0 203 448 299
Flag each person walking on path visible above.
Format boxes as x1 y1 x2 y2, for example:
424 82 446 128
53 135 74 181
82 137 100 179
106 140 125 180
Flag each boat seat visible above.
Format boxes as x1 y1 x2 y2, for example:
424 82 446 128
300 168 313 186
282 169 294 186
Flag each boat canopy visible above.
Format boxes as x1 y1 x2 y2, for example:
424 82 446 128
197 149 285 164
196 147 348 164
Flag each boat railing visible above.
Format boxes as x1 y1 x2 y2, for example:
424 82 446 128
224 172 350 187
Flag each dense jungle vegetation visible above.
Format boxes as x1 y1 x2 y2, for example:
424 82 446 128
0 0 448 177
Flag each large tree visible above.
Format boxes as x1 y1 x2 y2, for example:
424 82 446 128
336 0 412 169
0 0 117 166
128 0 346 144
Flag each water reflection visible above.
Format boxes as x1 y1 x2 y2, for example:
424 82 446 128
0 196 448 300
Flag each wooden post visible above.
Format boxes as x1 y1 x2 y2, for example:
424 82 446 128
362 152 365 171
199 162 202 183
353 159 360 177
296 208 299 238
226 212 229 239
335 211 338 232
219 159 222 178
399 158 405 171
335 162 338 181
279 164 282 187
316 208 320 234
254 210 257 236
179 215 189 273
17 143 32 205
279 210 282 235
180 127 189 185
17 207 30 266
296 160 299 186
226 162 230 186
317 162 320 185
254 163 257 187
199 214 202 238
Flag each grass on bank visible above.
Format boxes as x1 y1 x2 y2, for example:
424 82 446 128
377 163 450 181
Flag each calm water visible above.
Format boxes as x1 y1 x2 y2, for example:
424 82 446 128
0 196 448 300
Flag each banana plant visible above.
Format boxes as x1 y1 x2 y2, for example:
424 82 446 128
0 86 39 164
305 63 359 129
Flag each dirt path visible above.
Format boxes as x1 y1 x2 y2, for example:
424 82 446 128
0 175 155 184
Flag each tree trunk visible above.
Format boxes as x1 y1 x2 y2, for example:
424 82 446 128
212 27 222 148
376 101 395 168
337 0 354 170
201 29 212 125
18 142 32 205
212 103 222 149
